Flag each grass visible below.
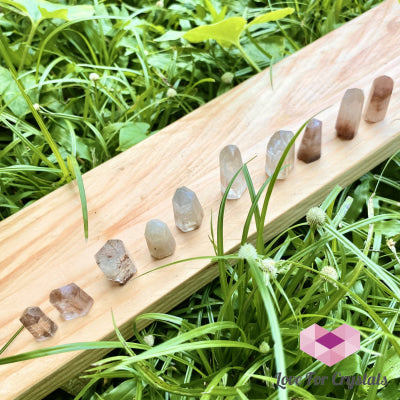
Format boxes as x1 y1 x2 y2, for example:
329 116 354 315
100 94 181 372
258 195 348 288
2 147 400 400
0 0 396 399
0 0 383 222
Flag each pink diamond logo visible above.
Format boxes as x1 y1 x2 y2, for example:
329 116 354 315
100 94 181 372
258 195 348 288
300 324 360 366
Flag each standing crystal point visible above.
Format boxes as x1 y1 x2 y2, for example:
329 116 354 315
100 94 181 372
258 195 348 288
172 187 204 232
145 219 176 259
335 88 364 140
297 118 322 163
265 130 295 179
50 283 94 320
364 76 394 123
219 145 247 199
19 306 57 341
94 239 137 284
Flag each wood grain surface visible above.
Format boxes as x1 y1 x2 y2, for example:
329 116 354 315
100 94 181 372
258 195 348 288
1 1 400 398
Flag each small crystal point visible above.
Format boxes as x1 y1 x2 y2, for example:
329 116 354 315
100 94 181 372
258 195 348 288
335 88 364 140
364 76 394 123
219 144 247 199
172 187 204 232
94 239 137 284
298 119 322 163
265 130 295 179
145 219 176 259
50 283 94 320
19 306 57 341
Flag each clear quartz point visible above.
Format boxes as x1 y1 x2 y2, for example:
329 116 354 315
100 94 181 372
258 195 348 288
94 239 137 284
335 88 364 140
50 283 94 320
19 306 57 341
172 187 204 232
145 219 176 259
297 119 322 163
265 130 295 179
364 76 394 123
219 144 247 199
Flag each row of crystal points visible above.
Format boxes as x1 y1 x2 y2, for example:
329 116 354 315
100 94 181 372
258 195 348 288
19 75 394 341
20 283 93 341
222 75 394 199
19 186 206 341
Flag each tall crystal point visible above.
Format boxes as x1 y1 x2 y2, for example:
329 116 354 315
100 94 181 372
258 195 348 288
297 119 322 163
265 130 295 179
19 306 57 341
364 76 394 123
145 219 176 259
335 88 364 140
172 187 204 232
219 144 247 199
50 283 94 320
95 239 137 284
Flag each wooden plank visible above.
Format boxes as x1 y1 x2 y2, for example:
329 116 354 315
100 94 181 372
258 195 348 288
1 1 400 398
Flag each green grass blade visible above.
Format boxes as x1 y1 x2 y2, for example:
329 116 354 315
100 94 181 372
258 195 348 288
67 155 89 240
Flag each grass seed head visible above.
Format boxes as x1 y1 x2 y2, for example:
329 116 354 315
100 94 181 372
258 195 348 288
306 206 326 228
143 334 155 346
387 238 397 252
259 341 270 353
320 266 338 286
238 243 258 261
221 72 234 84
260 258 278 278
167 88 177 97
89 72 100 81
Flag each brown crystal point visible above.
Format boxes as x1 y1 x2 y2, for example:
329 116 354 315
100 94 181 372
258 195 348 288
19 306 57 341
50 283 94 320
95 239 137 285
335 88 364 140
297 118 322 163
364 75 394 123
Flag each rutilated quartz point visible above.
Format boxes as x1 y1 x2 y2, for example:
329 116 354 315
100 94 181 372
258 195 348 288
297 119 322 163
94 239 137 284
265 130 295 179
172 187 204 232
335 88 364 140
19 306 57 341
145 219 176 259
219 144 247 199
50 283 94 320
364 75 394 123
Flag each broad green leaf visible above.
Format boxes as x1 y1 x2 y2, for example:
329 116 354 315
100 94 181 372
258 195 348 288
118 122 150 151
372 220 400 237
378 381 400 400
0 0 94 22
183 17 246 47
155 30 183 42
0 66 38 116
38 5 67 20
333 353 362 375
247 8 294 28
381 347 400 382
